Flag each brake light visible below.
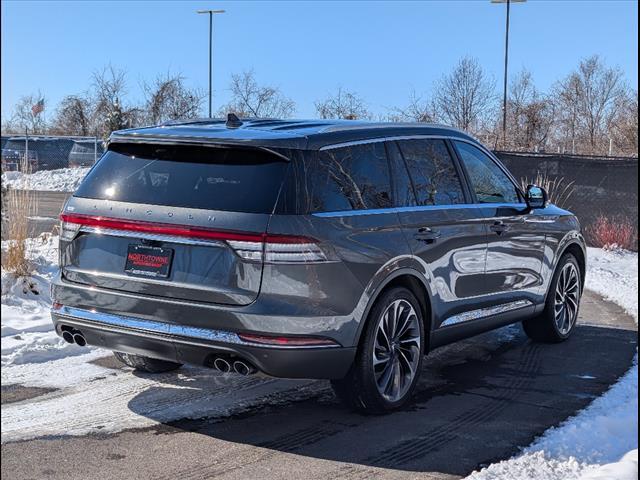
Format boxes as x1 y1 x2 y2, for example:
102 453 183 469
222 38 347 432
59 214 328 263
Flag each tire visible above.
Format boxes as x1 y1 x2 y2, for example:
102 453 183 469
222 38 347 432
523 253 582 343
331 287 425 414
113 351 183 373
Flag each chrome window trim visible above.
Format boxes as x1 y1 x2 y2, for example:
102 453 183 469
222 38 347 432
52 305 340 349
79 226 226 248
312 202 527 218
439 299 533 328
319 134 453 151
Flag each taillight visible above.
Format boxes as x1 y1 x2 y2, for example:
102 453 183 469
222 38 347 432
59 214 329 264
60 219 82 241
227 237 328 263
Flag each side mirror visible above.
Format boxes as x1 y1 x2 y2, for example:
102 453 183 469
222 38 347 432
525 185 547 209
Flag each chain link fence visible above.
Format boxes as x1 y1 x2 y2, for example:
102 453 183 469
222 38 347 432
1 134 104 172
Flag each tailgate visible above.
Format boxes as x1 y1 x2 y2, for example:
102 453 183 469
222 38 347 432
59 142 289 306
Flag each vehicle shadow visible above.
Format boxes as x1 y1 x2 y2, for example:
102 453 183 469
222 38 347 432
126 321 637 476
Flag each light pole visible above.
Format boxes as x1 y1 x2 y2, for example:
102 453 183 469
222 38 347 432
491 0 525 148
197 9 225 117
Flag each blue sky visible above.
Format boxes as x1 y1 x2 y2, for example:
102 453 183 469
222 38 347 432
1 0 638 121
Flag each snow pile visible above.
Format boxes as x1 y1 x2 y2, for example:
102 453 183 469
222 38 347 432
467 248 638 480
2 167 90 192
585 247 638 320
1 235 89 366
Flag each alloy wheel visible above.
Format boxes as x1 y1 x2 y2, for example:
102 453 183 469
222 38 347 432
554 262 581 335
373 299 421 403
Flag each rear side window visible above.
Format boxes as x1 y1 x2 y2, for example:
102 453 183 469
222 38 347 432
454 141 520 204
75 143 288 213
396 139 465 206
278 143 393 213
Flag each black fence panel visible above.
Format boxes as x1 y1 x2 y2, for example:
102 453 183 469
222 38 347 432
495 151 638 232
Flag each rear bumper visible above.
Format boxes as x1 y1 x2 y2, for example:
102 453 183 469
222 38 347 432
51 305 355 379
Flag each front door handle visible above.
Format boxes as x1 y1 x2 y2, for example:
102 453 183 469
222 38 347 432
414 227 442 243
490 221 510 234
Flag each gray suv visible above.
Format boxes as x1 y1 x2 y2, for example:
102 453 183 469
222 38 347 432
51 116 586 413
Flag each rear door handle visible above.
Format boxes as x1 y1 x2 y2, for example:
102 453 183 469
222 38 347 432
414 227 442 243
490 221 510 234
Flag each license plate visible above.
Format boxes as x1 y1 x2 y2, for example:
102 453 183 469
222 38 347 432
125 245 173 278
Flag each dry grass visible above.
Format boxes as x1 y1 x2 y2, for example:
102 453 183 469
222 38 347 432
1 158 37 276
586 215 638 251
521 173 575 209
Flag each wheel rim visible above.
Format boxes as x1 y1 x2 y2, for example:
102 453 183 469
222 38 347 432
373 299 421 403
554 262 581 335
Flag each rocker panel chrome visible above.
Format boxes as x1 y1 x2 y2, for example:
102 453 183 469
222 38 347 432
440 299 534 328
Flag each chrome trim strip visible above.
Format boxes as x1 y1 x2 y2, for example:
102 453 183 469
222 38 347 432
320 134 455 151
439 299 533 328
79 226 225 248
312 203 527 218
52 306 340 349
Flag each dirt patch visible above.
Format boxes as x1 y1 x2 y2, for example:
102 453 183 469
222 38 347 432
1 384 57 405
89 355 126 370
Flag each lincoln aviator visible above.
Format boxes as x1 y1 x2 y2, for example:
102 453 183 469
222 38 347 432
51 116 586 413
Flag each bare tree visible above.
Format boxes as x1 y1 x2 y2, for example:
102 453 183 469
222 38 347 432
432 57 496 133
219 70 295 118
609 89 638 156
91 65 140 138
552 72 582 153
51 94 93 136
387 90 434 123
315 87 371 120
143 73 204 124
553 56 625 154
6 93 48 134
507 70 555 151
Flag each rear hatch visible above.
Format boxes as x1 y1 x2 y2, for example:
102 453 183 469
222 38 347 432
59 142 290 306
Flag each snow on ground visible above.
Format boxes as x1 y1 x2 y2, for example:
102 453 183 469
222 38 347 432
0 236 87 366
467 247 638 480
2 167 90 192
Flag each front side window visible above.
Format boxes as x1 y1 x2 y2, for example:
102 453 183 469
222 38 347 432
454 141 520 204
397 139 465 206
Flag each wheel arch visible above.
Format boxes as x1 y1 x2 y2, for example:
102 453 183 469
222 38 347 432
355 268 434 352
562 242 586 289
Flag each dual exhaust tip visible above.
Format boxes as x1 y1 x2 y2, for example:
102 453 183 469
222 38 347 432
212 357 256 376
61 329 87 347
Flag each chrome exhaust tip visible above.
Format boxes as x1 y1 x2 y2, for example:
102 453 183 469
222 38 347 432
72 333 87 347
61 331 75 344
233 360 256 376
213 357 231 373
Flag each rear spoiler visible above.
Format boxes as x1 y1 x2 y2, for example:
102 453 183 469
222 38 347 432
106 135 291 162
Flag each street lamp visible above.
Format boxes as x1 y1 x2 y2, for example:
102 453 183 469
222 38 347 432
491 0 525 148
197 9 225 117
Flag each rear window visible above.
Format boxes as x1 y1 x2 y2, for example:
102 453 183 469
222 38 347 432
75 143 289 213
